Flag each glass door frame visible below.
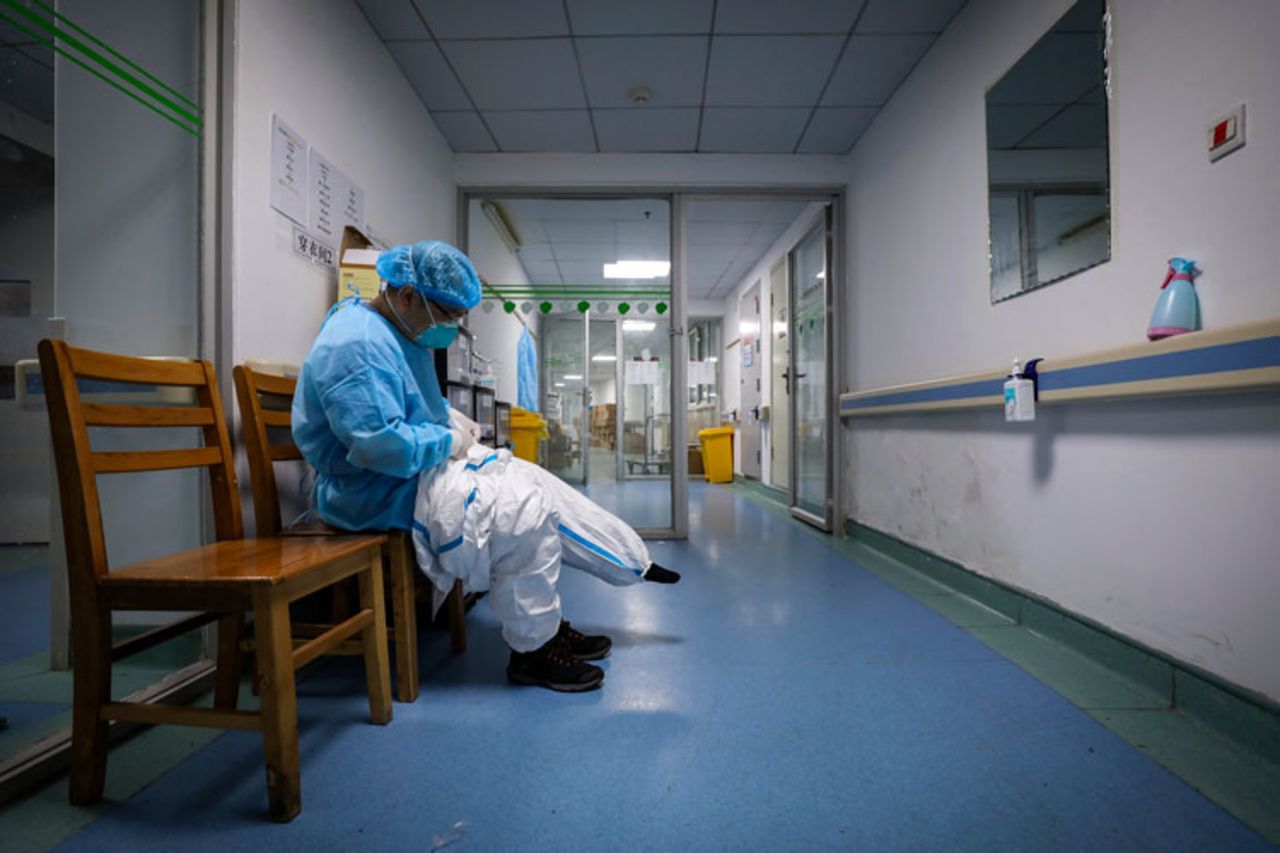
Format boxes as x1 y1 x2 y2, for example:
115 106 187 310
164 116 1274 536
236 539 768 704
788 204 838 532
457 187 847 541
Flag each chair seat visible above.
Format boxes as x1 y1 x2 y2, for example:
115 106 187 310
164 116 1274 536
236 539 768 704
100 535 386 589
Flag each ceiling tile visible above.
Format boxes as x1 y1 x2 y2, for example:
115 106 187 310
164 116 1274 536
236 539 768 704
855 0 966 34
1019 102 1107 150
687 274 719 297
821 34 934 106
715 0 865 34
552 241 615 262
567 0 713 35
484 109 596 152
594 107 699 152
355 0 429 39
699 108 810 153
688 199 780 223
986 104 1060 149
687 244 743 267
987 34 1103 105
557 260 608 283
576 36 707 108
517 242 556 261
430 111 496 151
797 106 877 153
705 36 844 107
0 46 54 124
543 218 615 242
521 260 562 283
615 220 669 245
413 0 567 39
386 42 471 111
442 39 586 110
688 221 758 245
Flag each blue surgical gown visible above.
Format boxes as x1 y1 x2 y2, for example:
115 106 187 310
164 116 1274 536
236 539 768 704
292 299 452 531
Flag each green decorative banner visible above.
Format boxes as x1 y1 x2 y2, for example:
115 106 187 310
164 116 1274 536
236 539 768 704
0 0 202 136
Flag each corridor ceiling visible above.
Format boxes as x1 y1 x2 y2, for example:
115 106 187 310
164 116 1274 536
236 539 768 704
356 0 967 155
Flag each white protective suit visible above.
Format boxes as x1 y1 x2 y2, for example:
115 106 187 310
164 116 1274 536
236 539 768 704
412 443 652 652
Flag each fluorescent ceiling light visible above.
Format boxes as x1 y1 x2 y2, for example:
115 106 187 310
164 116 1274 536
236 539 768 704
554 382 566 388
563 374 583 380
592 355 617 362
603 260 670 279
481 200 521 254
623 320 656 332
708 356 718 363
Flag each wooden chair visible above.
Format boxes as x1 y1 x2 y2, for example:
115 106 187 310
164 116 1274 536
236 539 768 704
232 363 467 705
38 339 392 822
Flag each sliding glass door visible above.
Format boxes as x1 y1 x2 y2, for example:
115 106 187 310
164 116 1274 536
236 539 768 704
789 209 834 530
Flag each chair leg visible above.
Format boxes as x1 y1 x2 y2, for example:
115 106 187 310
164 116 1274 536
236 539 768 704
69 607 112 805
214 612 243 710
388 540 419 703
358 552 393 725
253 589 301 822
447 580 467 654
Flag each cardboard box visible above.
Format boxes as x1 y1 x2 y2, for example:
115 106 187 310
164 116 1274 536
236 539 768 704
337 226 381 302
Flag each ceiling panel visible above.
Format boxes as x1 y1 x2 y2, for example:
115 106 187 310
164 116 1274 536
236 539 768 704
987 34 1103 105
566 0 714 35
576 36 707 108
715 0 865 34
355 0 429 39
430 111 496 151
484 109 595 152
413 0 567 39
688 221 758 245
386 42 471 111
688 199 783 223
517 242 557 262
442 39 585 110
551 241 615 262
1019 103 1107 150
986 104 1060 150
687 275 720 298
0 46 54 124
542 218 616 242
687 244 743 267
797 106 877 153
705 35 844 106
594 107 699 152
821 34 934 106
615 219 668 245
521 260 562 283
700 108 810 153
557 260 611 283
855 0 967 34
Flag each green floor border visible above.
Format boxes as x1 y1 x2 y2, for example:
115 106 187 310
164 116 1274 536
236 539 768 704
729 482 1280 844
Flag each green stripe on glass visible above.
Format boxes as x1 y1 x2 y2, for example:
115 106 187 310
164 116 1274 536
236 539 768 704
0 0 200 136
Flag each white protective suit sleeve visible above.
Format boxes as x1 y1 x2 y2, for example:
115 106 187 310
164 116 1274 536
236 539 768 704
411 446 651 652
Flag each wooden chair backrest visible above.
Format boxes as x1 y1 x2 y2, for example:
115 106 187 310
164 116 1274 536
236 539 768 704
36 339 244 589
232 365 303 537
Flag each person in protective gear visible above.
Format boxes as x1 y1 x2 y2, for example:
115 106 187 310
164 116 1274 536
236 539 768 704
292 240 679 693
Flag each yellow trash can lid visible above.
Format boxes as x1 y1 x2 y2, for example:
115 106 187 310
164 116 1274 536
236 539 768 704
698 427 735 438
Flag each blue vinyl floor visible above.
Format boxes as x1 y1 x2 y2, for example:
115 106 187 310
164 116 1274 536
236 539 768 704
53 483 1271 850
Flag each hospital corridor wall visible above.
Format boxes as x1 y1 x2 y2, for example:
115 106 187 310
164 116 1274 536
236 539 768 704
842 0 1280 705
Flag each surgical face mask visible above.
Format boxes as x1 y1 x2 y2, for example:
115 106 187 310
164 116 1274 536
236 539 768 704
385 286 460 348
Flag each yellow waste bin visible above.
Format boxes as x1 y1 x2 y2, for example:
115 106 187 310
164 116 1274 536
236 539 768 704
510 407 549 463
697 427 735 484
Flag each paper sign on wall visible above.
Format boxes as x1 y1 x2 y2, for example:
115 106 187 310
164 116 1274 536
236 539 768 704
309 148 365 241
293 225 335 269
270 114 308 225
625 360 661 386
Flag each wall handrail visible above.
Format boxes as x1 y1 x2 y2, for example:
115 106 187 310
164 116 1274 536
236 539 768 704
840 319 1280 418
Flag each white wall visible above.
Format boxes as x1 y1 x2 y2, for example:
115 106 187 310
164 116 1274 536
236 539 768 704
464 201 531 404
230 0 455 367
844 0 1280 701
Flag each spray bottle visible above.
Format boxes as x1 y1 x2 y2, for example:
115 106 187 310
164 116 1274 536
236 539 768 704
1148 257 1200 340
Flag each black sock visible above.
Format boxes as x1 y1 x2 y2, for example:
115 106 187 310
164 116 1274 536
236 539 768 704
643 563 680 584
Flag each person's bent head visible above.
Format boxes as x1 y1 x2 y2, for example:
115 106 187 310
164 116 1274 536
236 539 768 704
374 240 481 347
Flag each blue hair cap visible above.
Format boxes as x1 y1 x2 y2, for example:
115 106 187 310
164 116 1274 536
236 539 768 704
375 240 482 310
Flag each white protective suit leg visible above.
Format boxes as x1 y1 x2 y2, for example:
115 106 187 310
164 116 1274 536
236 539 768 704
413 447 652 653
510 457 652 586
